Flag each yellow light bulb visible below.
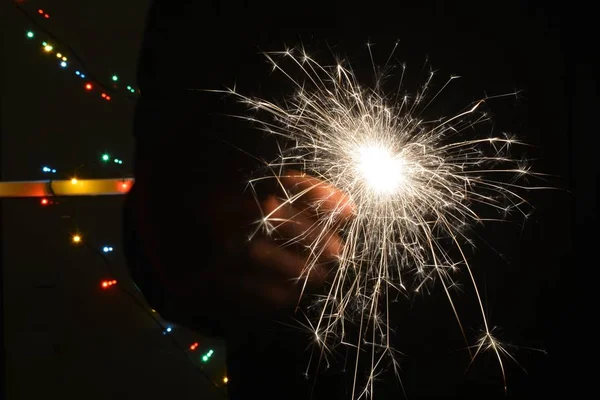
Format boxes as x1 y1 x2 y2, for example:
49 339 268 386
223 377 228 384
72 234 82 243
44 45 53 52
56 53 62 58
71 178 78 184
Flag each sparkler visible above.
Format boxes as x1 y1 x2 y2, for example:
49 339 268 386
220 43 538 398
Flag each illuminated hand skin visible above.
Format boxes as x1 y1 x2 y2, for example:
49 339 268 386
247 171 356 310
202 170 355 326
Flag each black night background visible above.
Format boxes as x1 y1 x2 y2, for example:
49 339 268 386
1 1 594 399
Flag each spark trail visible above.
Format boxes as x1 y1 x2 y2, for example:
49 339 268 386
221 43 538 399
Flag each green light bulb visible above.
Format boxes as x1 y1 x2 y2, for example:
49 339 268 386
26 31 34 38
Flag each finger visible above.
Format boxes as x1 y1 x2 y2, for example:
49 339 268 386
248 238 329 287
261 196 343 258
280 170 355 220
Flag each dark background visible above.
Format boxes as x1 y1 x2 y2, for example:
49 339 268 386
1 0 594 399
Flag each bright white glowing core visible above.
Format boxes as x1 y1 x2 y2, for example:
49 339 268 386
357 144 406 194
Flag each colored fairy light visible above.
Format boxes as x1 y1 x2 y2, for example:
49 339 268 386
72 234 82 243
189 342 199 351
201 349 214 362
27 28 136 102
101 279 117 289
41 166 56 173
40 198 49 206
71 178 78 184
102 246 114 253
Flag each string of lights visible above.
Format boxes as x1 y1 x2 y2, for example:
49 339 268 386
9 1 229 395
0 155 229 394
13 1 140 103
